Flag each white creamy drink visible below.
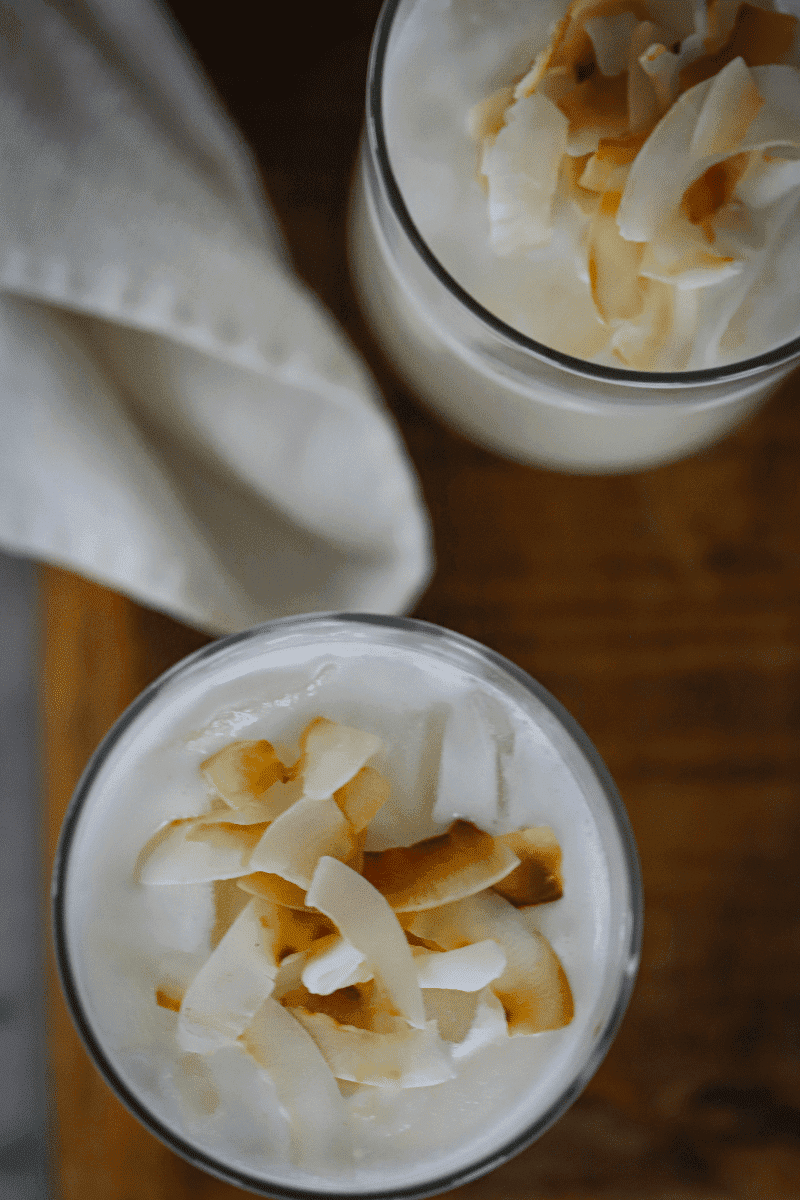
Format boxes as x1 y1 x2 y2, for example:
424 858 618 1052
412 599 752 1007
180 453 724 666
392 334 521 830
350 0 800 471
54 615 640 1198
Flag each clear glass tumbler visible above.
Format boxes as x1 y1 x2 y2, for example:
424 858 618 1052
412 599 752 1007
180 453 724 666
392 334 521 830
53 612 642 1198
348 0 800 473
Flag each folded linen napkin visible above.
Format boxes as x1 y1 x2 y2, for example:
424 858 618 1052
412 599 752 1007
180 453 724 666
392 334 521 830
0 0 432 633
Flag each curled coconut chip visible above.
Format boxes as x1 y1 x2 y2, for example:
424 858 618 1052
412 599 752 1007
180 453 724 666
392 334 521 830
361 820 521 912
137 713 575 1167
471 0 800 368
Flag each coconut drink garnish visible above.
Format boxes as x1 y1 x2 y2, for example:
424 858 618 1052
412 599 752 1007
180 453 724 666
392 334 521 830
472 0 800 369
141 715 574 1166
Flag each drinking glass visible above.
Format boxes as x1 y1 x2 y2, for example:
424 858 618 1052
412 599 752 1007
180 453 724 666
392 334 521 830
53 612 642 1198
349 0 800 473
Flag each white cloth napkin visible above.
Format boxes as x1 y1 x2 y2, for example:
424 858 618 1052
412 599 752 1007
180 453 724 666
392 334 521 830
0 0 432 633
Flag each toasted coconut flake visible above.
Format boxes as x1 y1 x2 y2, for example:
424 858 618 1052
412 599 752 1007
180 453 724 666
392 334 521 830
306 857 427 1029
736 153 800 207
746 65 800 152
407 891 574 1036
193 798 274 826
597 129 651 165
578 128 648 191
680 3 798 91
280 979 390 1031
468 85 515 141
202 740 285 809
302 934 374 995
453 987 510 1058
334 765 390 834
514 53 555 101
628 21 669 130
610 277 683 368
638 41 682 114
421 986 479 1043
248 796 356 889
257 900 334 963
588 191 647 321
361 820 519 913
537 64 581 108
237 871 311 911
259 777 306 822
423 986 510 1057
210 878 252 948
703 0 746 53
560 152 601 214
298 718 382 800
271 949 308 1001
556 70 631 148
290 1009 455 1088
493 826 564 907
433 694 501 827
242 997 352 1169
584 12 639 77
680 152 750 236
690 57 765 156
177 898 278 1053
482 90 569 254
617 75 715 241
140 819 266 885
413 940 506 991
578 152 629 192
155 983 183 1012
548 0 652 81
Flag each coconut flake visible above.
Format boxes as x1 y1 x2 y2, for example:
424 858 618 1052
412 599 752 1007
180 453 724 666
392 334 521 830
468 85 515 142
177 898 278 1053
690 56 765 156
362 820 519 912
610 277 685 368
241 996 352 1169
617 75 715 241
306 857 427 1029
248 795 357 889
201 740 286 809
334 765 390 833
237 871 312 911
433 693 501 827
413 940 506 991
641 208 744 288
139 819 266 885
424 986 510 1059
493 826 564 907
736 152 800 207
482 90 569 254
299 718 382 800
192 799 274 826
584 12 640 77
407 891 574 1036
290 1009 455 1088
680 3 798 91
301 934 374 996
556 66 632 155
588 191 647 321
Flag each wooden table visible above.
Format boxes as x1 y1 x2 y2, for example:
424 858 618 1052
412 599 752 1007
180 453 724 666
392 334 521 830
43 3 800 1197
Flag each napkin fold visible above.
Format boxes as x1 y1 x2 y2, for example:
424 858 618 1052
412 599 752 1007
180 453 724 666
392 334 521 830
0 0 432 632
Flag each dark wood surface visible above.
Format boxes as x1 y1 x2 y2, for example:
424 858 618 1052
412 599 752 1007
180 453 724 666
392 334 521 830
43 3 800 1197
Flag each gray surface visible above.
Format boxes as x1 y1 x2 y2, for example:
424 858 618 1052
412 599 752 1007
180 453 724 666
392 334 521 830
0 552 50 1200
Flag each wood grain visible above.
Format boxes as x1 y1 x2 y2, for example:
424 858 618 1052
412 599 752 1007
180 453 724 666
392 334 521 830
42 2 800 1198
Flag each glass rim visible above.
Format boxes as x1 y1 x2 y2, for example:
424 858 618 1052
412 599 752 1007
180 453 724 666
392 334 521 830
52 611 643 1200
366 0 800 392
